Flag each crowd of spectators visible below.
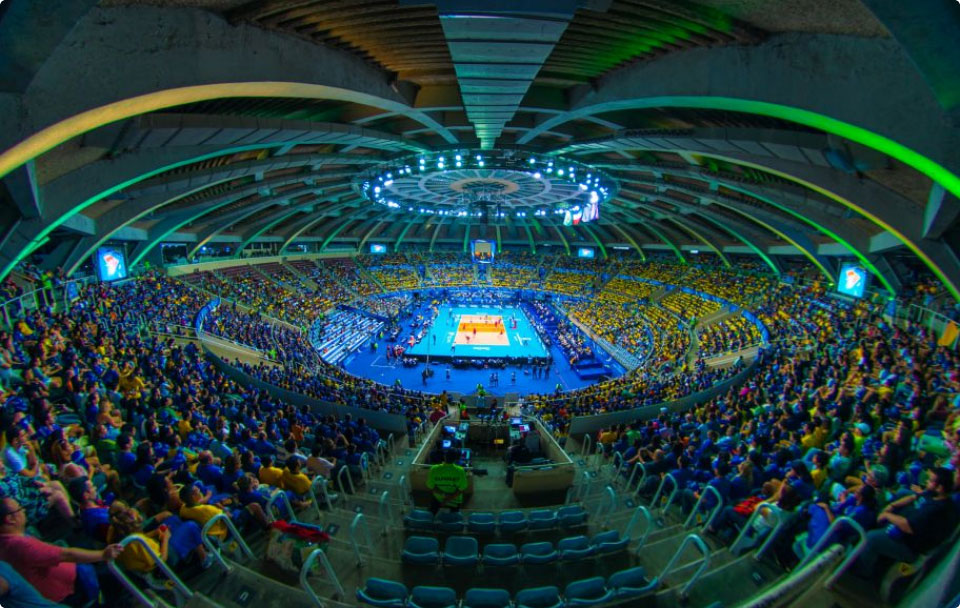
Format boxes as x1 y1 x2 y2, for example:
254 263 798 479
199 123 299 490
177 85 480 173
0 272 400 607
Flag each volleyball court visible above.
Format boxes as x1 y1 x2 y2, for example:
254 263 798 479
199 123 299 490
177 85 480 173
454 313 511 346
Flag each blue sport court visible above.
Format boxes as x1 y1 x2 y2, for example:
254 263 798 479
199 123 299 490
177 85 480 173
405 305 548 359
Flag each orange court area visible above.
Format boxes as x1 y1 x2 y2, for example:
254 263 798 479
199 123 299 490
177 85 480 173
454 314 510 346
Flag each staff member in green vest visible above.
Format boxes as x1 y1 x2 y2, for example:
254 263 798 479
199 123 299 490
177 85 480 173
426 449 467 515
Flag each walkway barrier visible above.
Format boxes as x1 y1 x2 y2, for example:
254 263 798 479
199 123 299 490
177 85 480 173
311 476 337 517
350 512 374 567
624 505 654 550
300 548 346 606
377 489 395 536
797 516 868 589
660 533 711 600
267 488 298 523
731 501 784 561
597 485 618 529
201 513 255 573
683 486 723 531
108 534 195 608
337 464 356 500
650 473 678 515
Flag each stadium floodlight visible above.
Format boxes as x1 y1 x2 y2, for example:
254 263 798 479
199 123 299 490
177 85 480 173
533 172 541 179
529 157 536 164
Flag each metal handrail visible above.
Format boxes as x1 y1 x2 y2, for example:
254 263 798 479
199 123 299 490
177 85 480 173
600 485 618 528
660 533 711 599
359 452 371 481
266 488 298 523
375 441 387 467
624 505 654 550
337 463 355 498
628 460 646 492
683 485 723 530
796 515 868 589
387 433 396 455
650 473 678 512
397 473 412 506
349 512 373 567
300 548 345 606
610 452 625 483
107 534 195 608
731 501 783 561
310 476 335 519
377 489 394 536
200 513 255 572
580 434 594 458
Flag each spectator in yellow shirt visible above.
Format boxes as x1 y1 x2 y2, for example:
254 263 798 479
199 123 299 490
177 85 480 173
107 501 169 573
178 484 228 540
280 458 312 509
258 455 283 488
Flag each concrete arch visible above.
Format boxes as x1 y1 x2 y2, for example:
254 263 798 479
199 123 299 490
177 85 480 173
607 224 646 261
279 215 330 254
661 216 730 267
0 5 457 179
516 33 960 199
613 207 686 263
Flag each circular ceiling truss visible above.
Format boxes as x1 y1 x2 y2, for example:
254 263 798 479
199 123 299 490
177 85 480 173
354 150 616 220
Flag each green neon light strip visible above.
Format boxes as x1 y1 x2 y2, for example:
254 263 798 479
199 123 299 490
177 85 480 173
711 160 921 298
281 216 326 253
553 225 571 256
581 224 608 259
608 224 646 261
695 213 779 275
523 223 536 253
664 216 729 267
396 220 416 253
462 223 471 253
321 217 354 252
534 96 960 202
715 201 834 282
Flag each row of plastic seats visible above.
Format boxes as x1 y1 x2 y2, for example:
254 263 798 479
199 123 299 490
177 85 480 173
403 506 587 534
357 566 657 607
401 530 629 567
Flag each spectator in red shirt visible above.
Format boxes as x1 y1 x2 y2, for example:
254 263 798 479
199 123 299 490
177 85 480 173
0 497 122 606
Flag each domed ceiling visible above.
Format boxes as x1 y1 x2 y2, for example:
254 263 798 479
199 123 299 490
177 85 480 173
0 0 958 298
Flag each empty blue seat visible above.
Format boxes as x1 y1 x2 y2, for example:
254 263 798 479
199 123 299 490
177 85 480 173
520 541 558 565
404 509 434 530
443 535 479 566
482 543 520 566
557 535 595 560
356 578 408 607
499 510 527 533
463 588 512 608
402 536 440 565
557 505 587 527
436 511 464 533
563 577 613 606
515 586 562 608
409 585 458 608
607 566 658 598
468 512 496 534
591 530 629 554
527 509 558 530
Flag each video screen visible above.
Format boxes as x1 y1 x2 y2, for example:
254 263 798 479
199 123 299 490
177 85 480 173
837 263 868 298
471 239 494 264
518 424 531 433
96 247 127 282
370 243 387 254
582 191 600 223
442 440 452 449
577 247 595 259
510 417 522 426
443 425 457 434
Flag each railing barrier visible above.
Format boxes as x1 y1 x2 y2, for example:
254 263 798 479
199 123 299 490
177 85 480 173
200 513 255 573
108 534 195 608
660 533 711 599
349 512 373 567
300 548 345 606
797 515 868 589
683 485 723 531
267 488 298 523
624 505 654 550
